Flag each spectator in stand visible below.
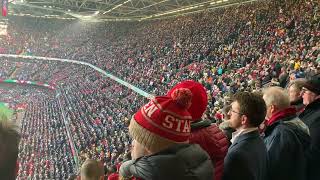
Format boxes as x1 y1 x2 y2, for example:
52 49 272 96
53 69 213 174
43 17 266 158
107 165 119 180
288 79 307 113
17 99 76 179
299 76 320 180
130 140 147 160
0 0 318 177
222 92 268 180
279 68 289 88
0 113 21 180
120 89 213 180
80 159 104 180
262 86 310 180
167 80 229 180
219 105 235 144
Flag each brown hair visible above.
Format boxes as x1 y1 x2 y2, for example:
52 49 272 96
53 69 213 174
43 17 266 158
222 105 231 120
80 159 104 180
0 116 21 180
233 92 266 127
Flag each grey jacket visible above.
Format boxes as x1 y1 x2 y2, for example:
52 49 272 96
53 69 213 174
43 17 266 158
120 144 213 180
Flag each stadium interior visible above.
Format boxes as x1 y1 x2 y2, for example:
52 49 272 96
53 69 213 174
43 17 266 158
0 0 319 179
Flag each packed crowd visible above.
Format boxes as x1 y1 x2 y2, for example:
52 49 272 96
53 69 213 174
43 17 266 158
58 66 145 171
0 83 53 106
0 58 79 84
0 59 16 78
2 0 319 108
18 99 77 179
0 84 76 179
0 59 146 179
0 0 319 179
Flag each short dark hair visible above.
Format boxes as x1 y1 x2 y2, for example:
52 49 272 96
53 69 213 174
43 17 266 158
0 119 21 180
222 105 231 120
109 165 117 173
233 92 266 127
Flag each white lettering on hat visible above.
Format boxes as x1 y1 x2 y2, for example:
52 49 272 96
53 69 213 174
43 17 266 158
143 102 158 118
176 119 182 132
182 121 191 133
163 115 174 129
163 115 190 133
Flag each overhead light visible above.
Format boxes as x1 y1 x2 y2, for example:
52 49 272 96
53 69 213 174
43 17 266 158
94 11 99 15
102 0 132 14
68 9 71 12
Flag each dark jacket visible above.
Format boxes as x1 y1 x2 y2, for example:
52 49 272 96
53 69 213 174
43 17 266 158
219 121 235 144
264 108 310 180
222 130 268 180
190 120 229 180
299 98 320 180
290 98 305 114
119 144 213 180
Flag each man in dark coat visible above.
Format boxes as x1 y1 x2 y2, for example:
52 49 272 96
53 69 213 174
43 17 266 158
287 78 307 113
263 87 310 180
222 92 268 180
299 76 320 180
279 67 289 88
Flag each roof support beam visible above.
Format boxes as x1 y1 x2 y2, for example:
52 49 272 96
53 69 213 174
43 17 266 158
124 0 167 15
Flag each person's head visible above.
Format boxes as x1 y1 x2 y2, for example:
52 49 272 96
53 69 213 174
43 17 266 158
131 140 148 160
227 92 266 130
123 152 131 162
288 79 307 103
68 174 78 180
108 165 117 174
301 76 320 105
167 80 208 121
262 87 290 120
129 88 193 154
0 114 20 180
80 159 104 180
221 105 231 121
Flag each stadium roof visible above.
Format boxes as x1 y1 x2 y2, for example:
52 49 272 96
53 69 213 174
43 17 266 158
9 0 257 21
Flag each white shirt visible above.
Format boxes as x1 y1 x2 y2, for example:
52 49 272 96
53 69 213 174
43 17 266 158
231 127 258 144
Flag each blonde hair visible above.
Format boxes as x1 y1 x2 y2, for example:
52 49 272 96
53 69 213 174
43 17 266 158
263 86 290 109
288 78 307 91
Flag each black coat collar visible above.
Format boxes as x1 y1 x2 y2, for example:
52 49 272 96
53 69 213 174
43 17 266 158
264 114 296 136
191 119 211 130
230 130 260 148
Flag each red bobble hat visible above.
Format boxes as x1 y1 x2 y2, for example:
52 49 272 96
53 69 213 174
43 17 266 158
129 88 193 152
167 80 208 121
